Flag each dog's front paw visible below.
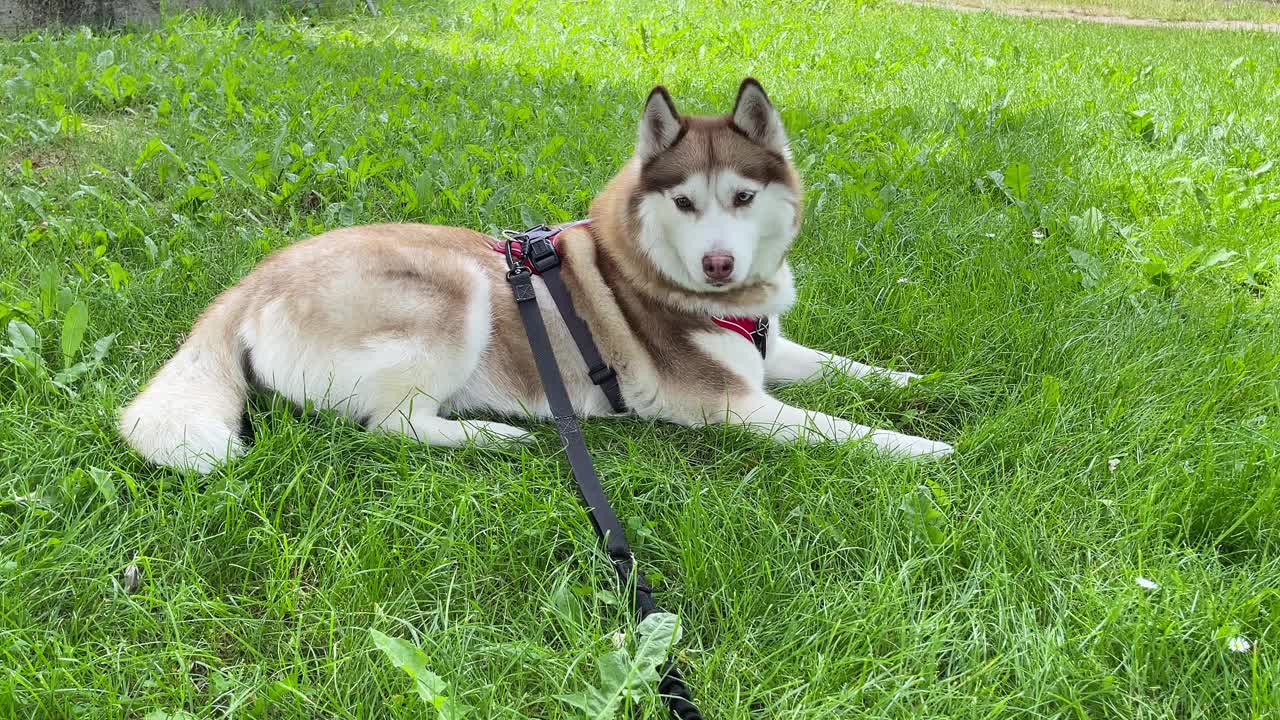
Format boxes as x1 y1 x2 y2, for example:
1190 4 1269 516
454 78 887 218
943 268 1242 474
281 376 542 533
886 370 921 387
461 420 534 448
868 430 953 460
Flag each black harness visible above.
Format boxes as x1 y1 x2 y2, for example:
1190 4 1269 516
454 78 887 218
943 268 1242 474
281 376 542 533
502 225 702 719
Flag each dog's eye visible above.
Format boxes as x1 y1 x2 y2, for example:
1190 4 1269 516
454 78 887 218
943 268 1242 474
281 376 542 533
733 190 756 207
672 195 694 212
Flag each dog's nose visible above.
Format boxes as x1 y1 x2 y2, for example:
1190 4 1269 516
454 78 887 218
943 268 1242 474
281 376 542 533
702 253 735 282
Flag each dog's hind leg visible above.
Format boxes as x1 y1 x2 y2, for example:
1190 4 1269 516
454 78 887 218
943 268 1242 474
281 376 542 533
358 332 534 449
353 265 532 449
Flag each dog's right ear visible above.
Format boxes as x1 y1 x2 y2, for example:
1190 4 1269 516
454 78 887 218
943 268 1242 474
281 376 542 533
732 77 788 155
636 85 681 160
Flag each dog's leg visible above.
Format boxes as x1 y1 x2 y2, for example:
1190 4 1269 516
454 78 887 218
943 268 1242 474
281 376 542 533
699 393 952 459
351 265 531 449
766 336 920 387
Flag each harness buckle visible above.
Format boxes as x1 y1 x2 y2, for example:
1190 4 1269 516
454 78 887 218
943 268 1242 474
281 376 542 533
523 233 561 274
588 366 617 386
502 225 562 276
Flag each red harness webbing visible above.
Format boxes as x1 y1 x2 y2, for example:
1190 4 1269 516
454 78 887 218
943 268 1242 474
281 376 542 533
711 316 762 349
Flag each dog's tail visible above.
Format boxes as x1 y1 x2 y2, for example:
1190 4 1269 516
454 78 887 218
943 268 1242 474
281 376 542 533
119 286 253 473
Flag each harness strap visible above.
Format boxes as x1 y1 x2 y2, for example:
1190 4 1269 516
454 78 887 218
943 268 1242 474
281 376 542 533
523 235 628 414
505 238 702 720
500 225 627 414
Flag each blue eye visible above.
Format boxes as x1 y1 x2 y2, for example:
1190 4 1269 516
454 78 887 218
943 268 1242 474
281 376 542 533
734 190 756 207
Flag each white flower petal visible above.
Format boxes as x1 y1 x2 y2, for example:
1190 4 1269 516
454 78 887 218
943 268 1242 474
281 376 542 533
1108 457 1121 473
1228 637 1252 653
1136 577 1159 590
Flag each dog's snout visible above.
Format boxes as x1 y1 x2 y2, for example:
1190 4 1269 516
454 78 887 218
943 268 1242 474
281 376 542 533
702 253 735 282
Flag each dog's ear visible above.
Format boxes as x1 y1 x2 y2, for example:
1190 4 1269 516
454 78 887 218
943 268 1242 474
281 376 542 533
636 85 682 160
732 78 788 155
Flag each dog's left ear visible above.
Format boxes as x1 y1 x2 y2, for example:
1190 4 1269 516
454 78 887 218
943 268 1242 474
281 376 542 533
732 78 788 155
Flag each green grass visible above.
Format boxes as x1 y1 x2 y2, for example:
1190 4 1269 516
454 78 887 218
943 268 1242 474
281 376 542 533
922 0 1280 24
2 0 1279 717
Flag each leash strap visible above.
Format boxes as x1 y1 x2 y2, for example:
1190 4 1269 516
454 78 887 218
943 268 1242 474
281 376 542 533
504 224 629 415
519 231 628 414
504 233 702 720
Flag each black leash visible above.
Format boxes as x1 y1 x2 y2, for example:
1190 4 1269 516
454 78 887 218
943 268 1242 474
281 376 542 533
503 226 703 719
509 226 628 414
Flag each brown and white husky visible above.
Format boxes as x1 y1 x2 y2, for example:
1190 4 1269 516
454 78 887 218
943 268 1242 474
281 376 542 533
119 78 954 473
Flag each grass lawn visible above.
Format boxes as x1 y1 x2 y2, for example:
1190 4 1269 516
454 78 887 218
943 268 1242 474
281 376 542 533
915 0 1280 24
2 0 1279 717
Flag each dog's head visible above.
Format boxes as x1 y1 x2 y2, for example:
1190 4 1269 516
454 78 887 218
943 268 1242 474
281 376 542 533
624 78 802 295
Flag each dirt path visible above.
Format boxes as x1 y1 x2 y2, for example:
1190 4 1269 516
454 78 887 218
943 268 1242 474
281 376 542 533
898 0 1280 31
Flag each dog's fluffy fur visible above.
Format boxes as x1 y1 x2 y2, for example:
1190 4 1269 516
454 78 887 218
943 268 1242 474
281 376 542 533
119 79 953 472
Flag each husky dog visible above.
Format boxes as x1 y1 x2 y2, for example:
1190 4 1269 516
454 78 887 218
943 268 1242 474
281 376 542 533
119 78 954 473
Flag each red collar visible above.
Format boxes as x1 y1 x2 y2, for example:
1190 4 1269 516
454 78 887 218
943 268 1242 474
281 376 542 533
494 221 769 357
